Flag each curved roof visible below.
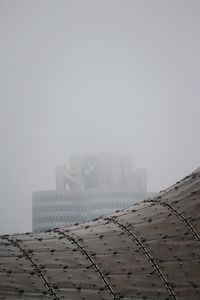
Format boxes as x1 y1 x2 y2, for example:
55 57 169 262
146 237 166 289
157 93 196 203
0 169 200 299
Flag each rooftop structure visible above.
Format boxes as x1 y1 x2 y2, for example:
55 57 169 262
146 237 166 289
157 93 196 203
55 154 146 192
1 168 200 299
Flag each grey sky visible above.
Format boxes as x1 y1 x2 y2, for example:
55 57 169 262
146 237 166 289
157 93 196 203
0 0 200 234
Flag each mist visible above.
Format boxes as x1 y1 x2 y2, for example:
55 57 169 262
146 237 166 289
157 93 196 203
0 0 200 234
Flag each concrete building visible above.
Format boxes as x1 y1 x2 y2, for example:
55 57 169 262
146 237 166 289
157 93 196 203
32 154 147 231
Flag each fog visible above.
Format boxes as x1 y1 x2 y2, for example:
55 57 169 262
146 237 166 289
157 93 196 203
0 0 200 234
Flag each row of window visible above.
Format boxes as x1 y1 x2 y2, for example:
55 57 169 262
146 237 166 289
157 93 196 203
88 201 132 210
33 215 87 224
87 192 137 199
34 194 86 203
33 204 87 213
33 200 133 215
33 191 144 204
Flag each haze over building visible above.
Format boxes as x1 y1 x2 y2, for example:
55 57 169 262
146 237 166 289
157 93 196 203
32 154 148 231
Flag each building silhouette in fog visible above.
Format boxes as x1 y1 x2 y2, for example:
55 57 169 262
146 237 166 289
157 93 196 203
32 154 147 231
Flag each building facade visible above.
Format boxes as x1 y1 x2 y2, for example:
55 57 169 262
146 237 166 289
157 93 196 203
32 189 145 231
32 154 147 231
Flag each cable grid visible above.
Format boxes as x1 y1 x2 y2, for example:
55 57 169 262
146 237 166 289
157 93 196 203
105 217 177 300
1 235 59 300
55 228 119 300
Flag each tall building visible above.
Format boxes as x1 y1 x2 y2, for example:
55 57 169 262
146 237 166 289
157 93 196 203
32 154 148 231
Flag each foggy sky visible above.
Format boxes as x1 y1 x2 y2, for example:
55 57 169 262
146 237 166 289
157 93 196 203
0 0 200 234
